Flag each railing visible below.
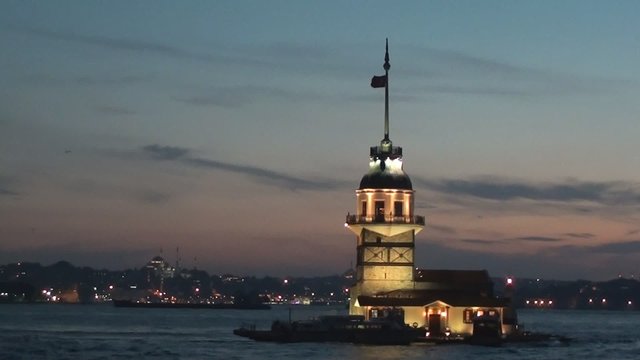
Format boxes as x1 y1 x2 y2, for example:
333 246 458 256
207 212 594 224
370 145 403 157
345 214 425 226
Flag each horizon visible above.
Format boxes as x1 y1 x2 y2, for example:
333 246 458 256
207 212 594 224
2 1 640 281
3 258 638 284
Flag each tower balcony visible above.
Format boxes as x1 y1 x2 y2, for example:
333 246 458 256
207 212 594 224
346 214 425 226
345 214 425 237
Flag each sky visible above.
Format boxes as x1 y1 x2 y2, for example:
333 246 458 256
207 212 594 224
2 1 640 280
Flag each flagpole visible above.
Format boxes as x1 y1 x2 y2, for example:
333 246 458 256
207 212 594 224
384 38 390 141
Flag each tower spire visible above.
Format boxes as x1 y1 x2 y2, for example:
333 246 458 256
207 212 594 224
384 38 390 141
370 39 393 152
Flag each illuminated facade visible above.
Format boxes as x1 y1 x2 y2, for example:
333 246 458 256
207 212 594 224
345 41 516 337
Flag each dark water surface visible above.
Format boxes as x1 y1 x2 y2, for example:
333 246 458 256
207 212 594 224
1 304 639 359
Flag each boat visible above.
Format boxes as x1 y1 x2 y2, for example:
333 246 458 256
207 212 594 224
466 316 503 346
112 299 270 310
234 315 421 345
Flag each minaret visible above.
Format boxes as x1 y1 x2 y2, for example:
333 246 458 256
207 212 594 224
345 40 425 318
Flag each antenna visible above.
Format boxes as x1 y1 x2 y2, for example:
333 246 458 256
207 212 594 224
384 38 390 141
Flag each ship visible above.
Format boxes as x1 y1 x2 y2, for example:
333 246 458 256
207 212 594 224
112 299 270 310
233 315 421 345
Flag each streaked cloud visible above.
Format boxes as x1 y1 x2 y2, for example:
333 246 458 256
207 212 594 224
428 224 457 235
142 145 189 160
174 85 320 108
589 240 640 254
23 28 225 64
402 46 634 98
414 84 531 97
415 177 640 205
136 190 170 205
411 46 539 77
0 188 19 196
460 238 504 245
62 176 172 206
516 236 562 243
141 144 349 191
0 176 19 197
563 233 596 239
95 106 135 116
419 238 640 280
20 28 331 71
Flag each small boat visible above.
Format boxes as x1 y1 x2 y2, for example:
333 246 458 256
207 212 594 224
112 299 270 310
466 316 503 346
234 315 421 345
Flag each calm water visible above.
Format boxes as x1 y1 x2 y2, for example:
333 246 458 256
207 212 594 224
1 304 639 359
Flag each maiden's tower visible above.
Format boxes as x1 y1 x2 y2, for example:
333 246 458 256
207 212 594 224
345 40 517 337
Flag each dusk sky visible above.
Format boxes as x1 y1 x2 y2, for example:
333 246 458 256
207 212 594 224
2 1 640 280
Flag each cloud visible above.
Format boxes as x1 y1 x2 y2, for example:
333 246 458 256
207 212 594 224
415 177 640 205
137 190 170 205
21 27 631 100
460 238 504 245
415 84 531 97
174 85 319 108
563 233 595 239
95 106 135 116
21 28 325 71
0 188 19 196
516 236 562 243
428 224 457 235
12 73 152 88
142 144 190 160
24 28 220 63
74 75 151 86
590 240 640 254
417 238 640 280
141 144 349 191
402 46 633 98
0 176 19 197
63 177 172 206
413 47 539 77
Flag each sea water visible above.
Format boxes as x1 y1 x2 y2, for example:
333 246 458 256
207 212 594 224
1 304 639 359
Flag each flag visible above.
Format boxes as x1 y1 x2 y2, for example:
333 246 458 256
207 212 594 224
370 75 387 88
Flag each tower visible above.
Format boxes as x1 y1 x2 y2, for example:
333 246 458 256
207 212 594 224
345 40 425 318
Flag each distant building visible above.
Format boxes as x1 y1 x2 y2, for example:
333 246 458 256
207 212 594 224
345 41 516 337
145 256 176 279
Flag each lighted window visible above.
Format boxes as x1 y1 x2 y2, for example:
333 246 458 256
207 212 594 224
463 309 473 323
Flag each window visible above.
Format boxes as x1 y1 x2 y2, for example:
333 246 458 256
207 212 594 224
463 308 473 323
394 201 403 217
361 201 367 216
375 201 384 222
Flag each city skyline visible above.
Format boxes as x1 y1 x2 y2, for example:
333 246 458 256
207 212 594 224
2 1 640 280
